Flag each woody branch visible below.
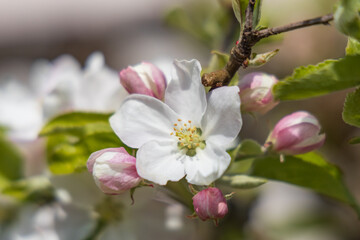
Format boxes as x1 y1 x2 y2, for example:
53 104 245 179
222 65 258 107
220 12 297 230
201 3 334 89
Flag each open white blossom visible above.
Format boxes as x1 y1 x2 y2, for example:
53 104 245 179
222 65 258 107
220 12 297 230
0 52 127 142
110 59 242 185
0 203 95 240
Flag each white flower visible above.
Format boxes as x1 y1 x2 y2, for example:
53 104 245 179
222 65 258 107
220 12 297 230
74 52 128 112
0 52 127 142
0 79 43 141
110 59 242 186
1 203 95 240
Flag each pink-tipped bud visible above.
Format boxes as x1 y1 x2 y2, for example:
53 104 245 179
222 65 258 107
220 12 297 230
192 188 228 224
119 62 167 100
87 147 141 195
266 111 326 155
238 72 279 114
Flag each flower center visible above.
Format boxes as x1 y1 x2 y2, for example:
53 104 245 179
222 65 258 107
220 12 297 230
170 119 206 157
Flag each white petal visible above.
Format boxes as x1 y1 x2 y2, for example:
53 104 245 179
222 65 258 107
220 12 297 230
184 141 231 185
165 59 206 125
136 140 185 185
75 52 127 112
201 86 242 148
110 94 180 148
30 54 81 99
0 79 43 141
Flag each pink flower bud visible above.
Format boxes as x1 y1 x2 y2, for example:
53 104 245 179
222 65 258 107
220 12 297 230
192 188 228 223
119 62 167 100
266 111 326 155
238 72 279 114
87 147 141 195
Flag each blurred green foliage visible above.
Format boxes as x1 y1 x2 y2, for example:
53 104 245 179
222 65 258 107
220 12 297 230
40 112 129 174
346 37 360 55
2 177 54 204
334 0 360 41
165 0 239 50
0 128 23 188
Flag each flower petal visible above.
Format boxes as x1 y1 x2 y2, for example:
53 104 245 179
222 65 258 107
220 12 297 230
110 94 179 148
165 59 206 125
272 111 319 137
0 79 43 141
201 86 242 148
77 52 126 111
285 133 326 155
184 141 231 185
87 147 128 173
274 123 321 151
119 66 154 96
136 140 185 185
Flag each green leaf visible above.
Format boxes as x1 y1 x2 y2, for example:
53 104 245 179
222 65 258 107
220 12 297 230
343 88 360 127
46 132 125 175
253 0 262 28
41 111 129 175
346 37 360 55
349 136 360 144
273 55 360 100
40 112 113 137
232 0 247 26
334 0 360 41
248 152 360 216
0 133 24 186
220 174 267 189
231 139 263 161
232 0 262 29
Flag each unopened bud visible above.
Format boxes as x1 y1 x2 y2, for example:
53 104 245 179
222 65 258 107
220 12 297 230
248 49 279 68
238 72 279 114
265 111 326 155
192 187 228 225
87 148 141 195
119 62 167 100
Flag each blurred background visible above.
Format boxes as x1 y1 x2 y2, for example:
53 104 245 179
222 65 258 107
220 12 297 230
1 0 360 239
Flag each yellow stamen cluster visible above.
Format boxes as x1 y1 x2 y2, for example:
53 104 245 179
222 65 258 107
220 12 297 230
170 119 206 156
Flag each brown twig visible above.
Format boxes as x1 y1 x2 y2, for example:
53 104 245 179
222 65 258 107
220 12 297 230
201 12 334 89
256 13 334 39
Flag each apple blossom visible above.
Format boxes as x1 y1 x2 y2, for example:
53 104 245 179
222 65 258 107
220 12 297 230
87 147 141 194
0 203 94 240
110 59 242 186
238 72 279 114
192 187 228 224
120 62 167 100
265 111 325 155
0 52 127 142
